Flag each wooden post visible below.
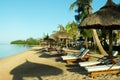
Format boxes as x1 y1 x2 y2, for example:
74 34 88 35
109 29 113 57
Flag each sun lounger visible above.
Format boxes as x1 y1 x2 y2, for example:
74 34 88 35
86 64 120 72
45 47 57 52
85 61 120 79
67 47 85 56
79 51 118 67
48 47 68 57
62 49 90 64
61 47 85 58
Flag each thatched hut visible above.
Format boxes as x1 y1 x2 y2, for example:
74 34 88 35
79 0 120 56
50 26 72 48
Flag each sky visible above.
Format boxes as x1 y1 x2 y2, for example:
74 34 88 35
0 0 119 43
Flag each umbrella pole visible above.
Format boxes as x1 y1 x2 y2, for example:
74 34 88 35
109 29 113 57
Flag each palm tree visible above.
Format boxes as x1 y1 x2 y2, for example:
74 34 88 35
70 0 108 55
70 0 92 22
70 0 93 49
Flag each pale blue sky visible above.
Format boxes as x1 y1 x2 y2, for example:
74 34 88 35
0 0 119 43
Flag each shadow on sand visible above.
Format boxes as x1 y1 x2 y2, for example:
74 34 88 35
31 48 55 58
31 48 47 53
10 60 63 80
39 52 53 58
31 47 66 58
66 64 88 75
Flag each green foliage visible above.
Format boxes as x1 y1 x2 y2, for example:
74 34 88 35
70 0 92 23
70 0 93 39
10 37 40 45
11 40 26 44
58 24 65 31
26 37 39 45
65 21 79 40
80 29 92 38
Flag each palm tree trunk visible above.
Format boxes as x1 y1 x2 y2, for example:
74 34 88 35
92 29 108 56
92 31 97 53
65 39 69 49
85 37 88 49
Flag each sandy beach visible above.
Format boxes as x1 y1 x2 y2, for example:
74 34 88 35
0 46 120 80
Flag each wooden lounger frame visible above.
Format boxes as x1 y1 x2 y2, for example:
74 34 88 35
66 54 91 64
86 57 120 79
89 69 120 79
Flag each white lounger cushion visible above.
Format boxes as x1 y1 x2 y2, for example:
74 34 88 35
112 51 118 56
79 61 101 67
85 64 120 72
61 47 85 58
78 51 118 67
62 56 81 60
79 59 110 67
62 49 89 60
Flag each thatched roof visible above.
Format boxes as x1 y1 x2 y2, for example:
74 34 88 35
50 31 72 40
50 26 72 40
80 0 120 30
43 35 55 42
55 31 72 39
49 33 58 41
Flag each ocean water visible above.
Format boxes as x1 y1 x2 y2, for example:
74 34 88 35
0 43 31 58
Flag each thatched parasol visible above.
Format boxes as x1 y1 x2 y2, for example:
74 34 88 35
44 35 55 42
50 27 72 48
55 26 72 39
49 33 57 40
43 35 55 47
79 0 120 56
50 27 72 40
55 31 72 39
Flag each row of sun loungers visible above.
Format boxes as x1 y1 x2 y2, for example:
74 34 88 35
80 50 119 79
60 48 120 79
45 46 120 79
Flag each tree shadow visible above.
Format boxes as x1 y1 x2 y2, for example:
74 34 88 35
10 60 63 80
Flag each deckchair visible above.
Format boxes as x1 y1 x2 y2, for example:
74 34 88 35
62 49 90 64
61 47 85 58
85 58 120 79
79 51 118 67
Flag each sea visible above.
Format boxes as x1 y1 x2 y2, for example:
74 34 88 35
0 43 31 59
